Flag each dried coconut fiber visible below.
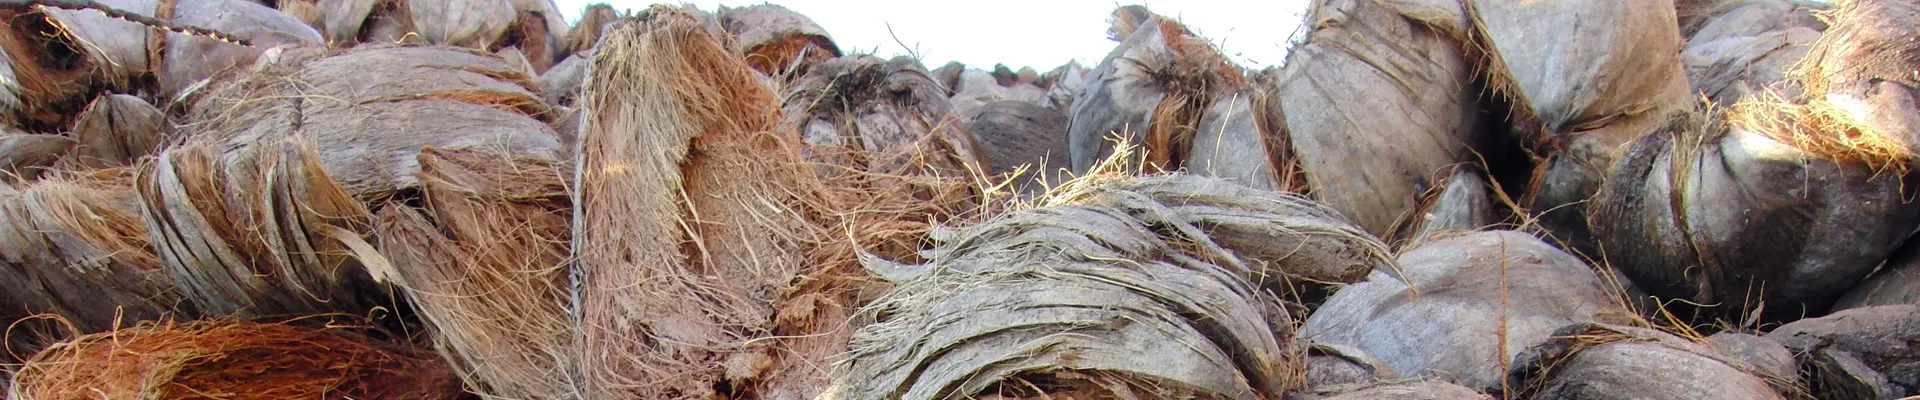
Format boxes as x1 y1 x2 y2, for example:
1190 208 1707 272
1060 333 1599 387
719 3 840 77
1762 0 1920 166
563 3 618 55
571 8 877 398
1273 0 1479 239
782 54 990 180
5 319 468 400
1069 6 1290 193
1589 109 1920 323
59 94 167 171
1505 324 1791 400
825 173 1396 399
372 147 576 399
0 169 187 338
0 131 73 182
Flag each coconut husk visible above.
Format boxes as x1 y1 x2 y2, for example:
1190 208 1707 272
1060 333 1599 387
1191 83 1289 192
0 133 74 182
160 0 324 97
0 5 121 130
494 45 537 77
960 100 1067 195
1403 165 1496 245
570 9 866 398
178 44 560 199
1683 27 1821 106
539 49 589 107
372 147 573 399
58 94 167 171
319 0 411 45
1321 381 1493 400
501 0 566 73
1468 0 1689 136
1687 0 1829 45
408 0 513 49
781 54 990 180
1304 344 1401 395
1067 6 1256 178
1589 108 1920 323
948 66 1049 117
827 174 1398 399
1275 0 1479 237
6 319 467 400
1782 0 1920 164
1834 238 1920 310
1042 60 1087 112
1506 323 1789 400
1304 231 1633 392
1707 332 1802 388
719 4 839 77
276 0 326 32
0 169 186 336
563 3 617 55
1767 305 1920 399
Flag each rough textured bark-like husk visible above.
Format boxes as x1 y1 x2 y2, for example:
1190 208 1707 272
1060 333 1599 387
0 133 73 182
60 94 167 170
571 9 853 398
1304 231 1631 392
1507 324 1787 400
961 100 1068 194
410 0 515 49
1277 0 1479 238
1686 0 1828 45
1405 166 1496 244
1683 27 1821 106
782 54 989 178
162 0 325 96
1589 114 1920 322
1468 0 1688 136
1707 331 1802 388
1068 7 1262 182
719 3 840 76
829 175 1392 399
1321 381 1493 400
1834 240 1920 310
0 170 187 336
1789 0 1920 158
1303 344 1401 395
1767 305 1920 399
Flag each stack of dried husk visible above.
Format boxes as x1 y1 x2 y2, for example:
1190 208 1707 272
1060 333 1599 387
0 169 188 348
961 100 1070 195
783 54 989 179
718 3 840 77
147 44 561 318
826 174 1393 399
6 320 466 399
0 0 320 130
1766 305 1920 399
1591 0 1920 322
1069 6 1290 193
372 147 574 399
1303 231 1632 392
0 94 167 182
319 0 567 72
0 130 73 182
571 9 876 398
940 63 1051 117
1680 0 1829 105
1505 323 1791 399
1275 0 1482 240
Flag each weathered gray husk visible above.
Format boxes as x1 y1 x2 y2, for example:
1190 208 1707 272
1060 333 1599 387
538 50 589 107
0 171 189 335
1708 332 1802 388
61 94 168 170
829 174 1396 399
948 66 1049 117
1276 0 1479 237
1588 114 1920 322
1304 344 1401 395
1191 86 1284 192
1468 0 1687 135
409 0 515 49
162 0 326 97
719 3 840 76
1044 60 1088 112
1682 27 1821 107
1686 0 1829 45
1319 381 1493 400
1405 166 1496 246
1507 324 1787 400
1792 0 1920 157
781 55 989 177
1303 231 1630 392
961 100 1068 195
1834 239 1920 310
0 133 74 182
1767 305 1920 399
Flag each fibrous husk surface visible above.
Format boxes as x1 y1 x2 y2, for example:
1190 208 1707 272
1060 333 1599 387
1276 0 1479 237
1404 166 1497 245
564 3 619 55
948 65 1050 118
1320 381 1493 400
1707 331 1802 388
373 147 574 399
1303 344 1401 394
782 54 989 180
5 319 467 400
570 9 865 398
1069 6 1286 193
60 94 168 171
829 174 1395 399
1686 0 1828 46
1683 26 1821 106
539 50 591 107
1766 304 1920 399
719 3 840 76
961 100 1068 195
1304 230 1631 392
1834 239 1920 310
1468 0 1688 137
0 132 74 182
1589 110 1920 322
1779 0 1920 163
1506 323 1788 400
0 169 187 336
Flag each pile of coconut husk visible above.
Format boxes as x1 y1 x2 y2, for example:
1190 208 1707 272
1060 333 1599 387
318 0 568 71
6 319 467 399
0 169 187 348
825 171 1392 399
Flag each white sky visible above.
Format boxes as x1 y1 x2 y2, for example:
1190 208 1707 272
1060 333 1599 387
552 1 1311 71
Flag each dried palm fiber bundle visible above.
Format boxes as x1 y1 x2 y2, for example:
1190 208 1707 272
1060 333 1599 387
371 147 574 399
571 8 899 398
0 130 73 182
824 173 1395 400
1264 0 1479 240
1767 305 1920 399
718 3 839 77
1759 0 1920 165
144 45 560 318
1834 239 1920 310
562 3 618 55
57 94 167 171
1589 106 1920 322
6 319 467 400
0 0 319 130
961 100 1068 196
1303 231 1634 392
0 169 188 341
1505 324 1791 400
1068 6 1290 193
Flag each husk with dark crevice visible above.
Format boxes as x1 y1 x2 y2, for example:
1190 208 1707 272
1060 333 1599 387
1303 344 1401 395
827 173 1394 399
719 3 840 77
6 319 467 400
570 9 878 398
58 94 167 171
0 132 74 182
1590 107 1920 323
1304 230 1633 392
1401 165 1497 245
1506 323 1789 399
0 169 187 338
782 54 990 180
960 100 1067 196
1775 0 1920 165
372 147 574 399
1834 237 1920 310
1275 0 1480 239
1767 304 1920 399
